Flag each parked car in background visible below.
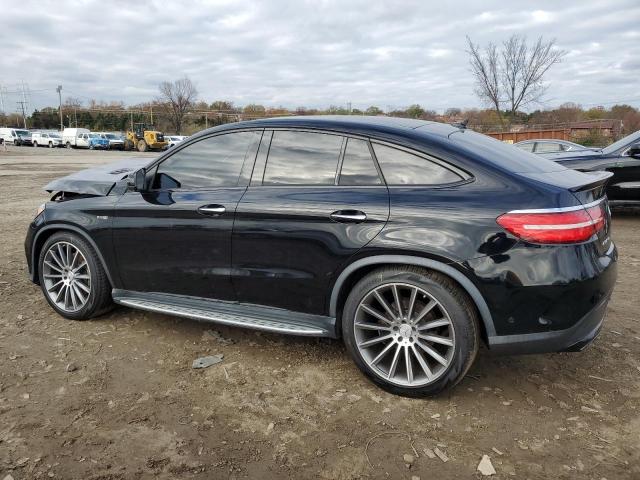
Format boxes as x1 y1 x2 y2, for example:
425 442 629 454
546 130 640 206
32 132 64 148
86 133 110 150
515 139 591 154
62 128 90 148
26 116 617 396
164 135 187 148
97 132 125 150
0 128 33 146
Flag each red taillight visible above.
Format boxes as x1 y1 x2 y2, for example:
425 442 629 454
496 201 606 244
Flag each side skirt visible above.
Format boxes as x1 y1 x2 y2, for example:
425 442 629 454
112 289 337 338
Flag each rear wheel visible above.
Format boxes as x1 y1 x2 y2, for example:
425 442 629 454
137 139 148 152
66 142 71 148
38 232 113 320
33 141 38 147
49 142 54 148
342 266 479 397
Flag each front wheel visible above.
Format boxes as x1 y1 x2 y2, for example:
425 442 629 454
137 139 148 152
38 232 113 320
33 141 38 147
342 266 479 397
49 142 54 148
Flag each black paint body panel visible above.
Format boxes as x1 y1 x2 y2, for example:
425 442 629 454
25 116 619 354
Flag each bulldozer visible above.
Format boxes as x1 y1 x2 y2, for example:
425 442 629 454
124 123 168 152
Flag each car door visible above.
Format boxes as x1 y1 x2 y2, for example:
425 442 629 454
231 130 390 315
112 130 261 300
77 133 88 148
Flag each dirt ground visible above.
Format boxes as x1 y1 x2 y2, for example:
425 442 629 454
1 145 639 480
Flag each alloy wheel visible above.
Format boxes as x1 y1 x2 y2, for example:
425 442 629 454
42 241 91 312
354 282 456 387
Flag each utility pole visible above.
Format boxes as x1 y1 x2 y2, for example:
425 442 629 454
56 85 63 131
0 85 5 115
17 101 27 128
205 113 208 129
150 105 153 124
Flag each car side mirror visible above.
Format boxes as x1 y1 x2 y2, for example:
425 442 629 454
133 168 146 192
627 143 640 157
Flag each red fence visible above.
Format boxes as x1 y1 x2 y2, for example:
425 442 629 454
485 129 570 143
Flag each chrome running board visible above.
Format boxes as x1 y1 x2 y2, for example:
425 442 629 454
112 289 336 338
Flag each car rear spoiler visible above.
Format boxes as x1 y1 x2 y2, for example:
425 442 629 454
569 170 613 193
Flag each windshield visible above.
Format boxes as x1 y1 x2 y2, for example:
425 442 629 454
16 130 30 136
89 133 99 138
602 130 640 154
105 133 118 139
50 133 61 138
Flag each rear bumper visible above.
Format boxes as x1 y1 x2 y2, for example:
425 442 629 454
487 291 611 354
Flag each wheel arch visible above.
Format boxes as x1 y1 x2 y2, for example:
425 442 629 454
31 224 115 287
329 255 496 342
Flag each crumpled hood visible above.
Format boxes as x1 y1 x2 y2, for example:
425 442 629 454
44 158 151 196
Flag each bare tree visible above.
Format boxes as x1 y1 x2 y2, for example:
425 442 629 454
501 35 566 116
158 77 198 134
466 36 502 124
466 35 566 123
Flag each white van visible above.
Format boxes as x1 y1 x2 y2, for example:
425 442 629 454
0 127 33 146
32 132 64 148
62 128 90 148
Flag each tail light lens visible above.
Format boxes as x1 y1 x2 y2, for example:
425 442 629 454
496 201 606 244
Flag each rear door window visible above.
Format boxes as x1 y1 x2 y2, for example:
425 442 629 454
535 142 563 153
372 143 462 185
516 142 535 153
262 131 343 185
338 138 381 185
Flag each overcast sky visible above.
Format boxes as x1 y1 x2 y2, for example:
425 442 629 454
1 0 639 114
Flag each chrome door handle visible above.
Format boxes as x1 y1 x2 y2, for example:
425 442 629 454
330 210 367 223
197 205 226 216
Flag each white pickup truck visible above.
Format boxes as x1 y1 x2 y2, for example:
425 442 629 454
32 132 64 148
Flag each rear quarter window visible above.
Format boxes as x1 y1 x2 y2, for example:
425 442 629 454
372 143 463 185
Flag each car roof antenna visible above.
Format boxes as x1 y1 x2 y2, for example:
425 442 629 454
451 118 469 129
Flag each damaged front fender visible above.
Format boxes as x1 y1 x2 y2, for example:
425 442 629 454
44 158 151 196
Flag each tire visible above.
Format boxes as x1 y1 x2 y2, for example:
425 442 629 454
38 232 113 320
341 266 479 397
137 139 148 152
66 142 71 149
89 144 95 150
33 141 38 147
49 142 54 148
14 139 19 146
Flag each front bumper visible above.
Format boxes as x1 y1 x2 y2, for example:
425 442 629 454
488 291 612 354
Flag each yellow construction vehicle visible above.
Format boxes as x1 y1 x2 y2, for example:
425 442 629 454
124 123 168 152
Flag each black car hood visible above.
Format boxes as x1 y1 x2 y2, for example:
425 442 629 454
44 158 151 196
